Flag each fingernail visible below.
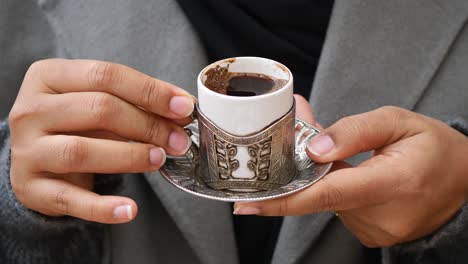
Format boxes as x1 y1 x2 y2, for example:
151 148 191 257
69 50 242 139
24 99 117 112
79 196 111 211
169 131 191 154
169 96 194 117
233 206 261 215
149 147 166 166
307 134 334 156
113 205 133 220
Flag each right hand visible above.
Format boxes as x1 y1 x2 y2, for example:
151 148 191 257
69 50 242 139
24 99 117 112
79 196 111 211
9 59 194 223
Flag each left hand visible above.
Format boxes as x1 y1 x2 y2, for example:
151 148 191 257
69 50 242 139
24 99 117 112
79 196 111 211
234 95 468 247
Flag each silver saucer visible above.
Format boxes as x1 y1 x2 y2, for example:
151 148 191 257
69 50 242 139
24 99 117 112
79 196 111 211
160 119 332 202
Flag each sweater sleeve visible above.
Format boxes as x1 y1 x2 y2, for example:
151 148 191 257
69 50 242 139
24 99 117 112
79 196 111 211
383 117 468 264
0 121 109 264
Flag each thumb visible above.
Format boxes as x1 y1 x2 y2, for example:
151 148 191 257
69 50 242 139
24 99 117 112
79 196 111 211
306 106 416 162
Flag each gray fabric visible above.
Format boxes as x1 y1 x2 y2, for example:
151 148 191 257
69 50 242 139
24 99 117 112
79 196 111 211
0 0 468 264
144 172 238 264
311 0 468 127
384 204 468 264
450 117 468 136
110 174 201 264
298 217 381 264
0 0 57 118
271 213 334 264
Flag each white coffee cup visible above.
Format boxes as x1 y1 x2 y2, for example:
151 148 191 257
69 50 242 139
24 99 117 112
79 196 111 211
196 57 295 191
198 57 293 136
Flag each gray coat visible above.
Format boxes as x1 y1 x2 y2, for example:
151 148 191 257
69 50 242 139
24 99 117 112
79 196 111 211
0 0 467 263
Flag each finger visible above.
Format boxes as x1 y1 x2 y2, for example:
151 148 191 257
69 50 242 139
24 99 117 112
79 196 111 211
294 94 318 126
233 162 399 216
32 59 194 119
305 106 419 162
74 130 127 141
172 116 194 127
30 135 166 174
43 92 191 155
23 177 137 224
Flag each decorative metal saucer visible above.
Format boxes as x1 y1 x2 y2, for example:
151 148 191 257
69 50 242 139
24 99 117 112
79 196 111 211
160 119 332 202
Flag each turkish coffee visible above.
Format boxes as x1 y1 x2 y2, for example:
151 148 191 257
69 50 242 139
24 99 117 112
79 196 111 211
203 65 288 97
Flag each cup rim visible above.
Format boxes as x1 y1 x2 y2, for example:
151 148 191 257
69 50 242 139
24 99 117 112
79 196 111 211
197 56 293 101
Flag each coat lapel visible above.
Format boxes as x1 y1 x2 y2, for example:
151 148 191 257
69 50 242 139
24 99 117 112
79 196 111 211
144 172 238 264
310 0 468 127
274 1 468 264
272 213 334 264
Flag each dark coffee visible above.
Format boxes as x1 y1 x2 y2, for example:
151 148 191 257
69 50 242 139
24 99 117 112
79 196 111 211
227 74 276 97
204 65 287 97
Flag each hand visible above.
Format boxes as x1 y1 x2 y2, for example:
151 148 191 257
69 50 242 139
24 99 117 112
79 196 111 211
234 95 468 247
9 59 194 224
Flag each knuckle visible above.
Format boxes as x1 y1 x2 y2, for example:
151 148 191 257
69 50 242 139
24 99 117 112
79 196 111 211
27 59 47 75
317 181 344 211
380 219 413 244
389 225 412 241
338 115 368 137
10 179 30 203
369 235 399 248
377 105 401 114
8 102 44 126
144 116 164 143
60 137 89 172
353 229 396 248
140 77 162 108
8 106 24 126
9 61 55 126
27 59 59 84
88 61 121 90
336 115 371 152
375 238 398 248
8 106 25 125
377 106 411 126
54 188 70 215
276 197 290 215
88 93 117 125
127 144 144 169
87 201 98 220
377 105 406 116
359 238 380 248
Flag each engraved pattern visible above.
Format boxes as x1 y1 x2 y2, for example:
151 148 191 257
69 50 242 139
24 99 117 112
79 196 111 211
159 118 332 202
269 116 295 185
214 135 239 179
247 137 272 180
197 102 296 190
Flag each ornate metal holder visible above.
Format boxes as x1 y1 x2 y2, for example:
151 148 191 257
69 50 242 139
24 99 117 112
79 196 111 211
159 118 332 202
197 103 296 191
